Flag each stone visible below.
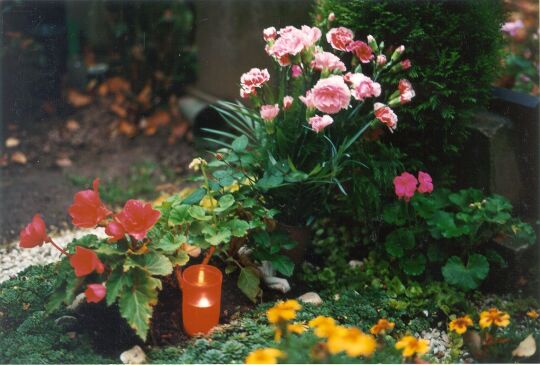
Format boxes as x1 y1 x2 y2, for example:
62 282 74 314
120 345 147 365
66 293 86 312
54 315 78 328
348 260 364 269
297 292 323 306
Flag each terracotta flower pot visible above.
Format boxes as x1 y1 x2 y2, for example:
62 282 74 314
278 222 311 266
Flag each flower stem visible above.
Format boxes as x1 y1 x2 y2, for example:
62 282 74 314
202 246 215 265
46 237 70 257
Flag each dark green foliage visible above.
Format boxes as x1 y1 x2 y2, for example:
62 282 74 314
314 0 504 183
0 265 113 364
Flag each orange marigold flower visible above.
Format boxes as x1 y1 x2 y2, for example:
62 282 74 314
308 316 337 338
395 336 430 357
448 315 473 334
245 348 285 364
327 326 377 357
479 308 510 329
274 322 307 342
267 299 302 324
370 318 395 335
527 310 539 319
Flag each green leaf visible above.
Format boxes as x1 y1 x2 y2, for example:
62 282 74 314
106 267 132 305
155 232 183 252
118 277 158 341
228 219 250 237
181 188 207 205
124 252 173 276
205 228 232 246
188 206 212 221
45 285 67 313
237 267 261 303
169 204 191 225
382 203 407 226
231 135 248 152
442 254 489 290
218 194 235 210
400 254 426 276
169 250 189 267
385 229 415 258
271 256 295 277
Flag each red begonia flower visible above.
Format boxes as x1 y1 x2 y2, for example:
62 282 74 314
105 221 126 242
393 172 418 202
69 246 105 277
417 171 434 194
85 283 107 303
19 214 49 248
114 200 161 241
68 178 112 228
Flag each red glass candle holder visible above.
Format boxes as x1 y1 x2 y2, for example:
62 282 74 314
181 264 222 336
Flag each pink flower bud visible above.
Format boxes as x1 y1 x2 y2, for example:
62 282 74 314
376 54 387 66
283 96 294 110
401 59 411 70
263 27 277 42
328 12 336 22
291 65 302 78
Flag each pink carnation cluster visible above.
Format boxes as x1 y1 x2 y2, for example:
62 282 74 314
374 102 398 131
393 171 433 201
265 25 321 66
345 73 381 101
240 68 270 98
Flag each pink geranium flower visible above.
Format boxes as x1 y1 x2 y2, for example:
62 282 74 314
240 68 270 97
398 79 415 104
309 115 334 133
326 27 354 51
393 172 418 202
417 171 434 193
260 104 280 121
311 51 346 72
374 102 398 131
347 73 381 101
311 75 351 114
347 41 373 63
283 96 294 110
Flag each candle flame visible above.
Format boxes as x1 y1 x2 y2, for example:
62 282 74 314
198 269 205 284
197 296 211 307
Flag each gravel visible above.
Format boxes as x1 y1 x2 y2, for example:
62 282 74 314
0 228 105 283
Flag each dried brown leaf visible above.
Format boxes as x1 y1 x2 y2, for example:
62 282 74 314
5 137 20 148
11 151 27 164
67 89 92 108
512 334 536 357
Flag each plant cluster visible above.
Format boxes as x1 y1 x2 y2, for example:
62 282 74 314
207 23 416 225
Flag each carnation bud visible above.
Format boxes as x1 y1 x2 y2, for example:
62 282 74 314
328 12 336 22
401 59 411 70
216 153 223 161
391 45 405 62
367 35 378 53
263 27 277 42
376 54 387 66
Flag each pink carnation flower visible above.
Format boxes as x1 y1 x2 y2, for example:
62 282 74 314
260 104 280 121
374 102 398 131
300 25 322 47
291 65 302 78
347 41 374 63
283 96 294 110
394 172 418 202
502 19 524 37
311 75 351 114
311 51 346 72
309 115 334 133
240 68 270 97
398 79 415 104
417 171 433 193
263 27 277 42
326 27 354 51
269 26 305 59
347 73 381 101
299 90 316 109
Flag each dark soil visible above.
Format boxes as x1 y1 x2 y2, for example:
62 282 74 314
0 102 195 245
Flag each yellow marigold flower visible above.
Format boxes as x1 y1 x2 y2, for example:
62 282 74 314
395 336 430 357
308 316 337 338
200 195 218 210
448 315 473 335
479 308 510 329
267 300 302 324
245 348 285 364
274 322 307 341
327 327 377 357
188 157 207 171
527 310 539 319
370 319 395 335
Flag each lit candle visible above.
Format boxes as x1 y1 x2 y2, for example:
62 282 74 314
181 264 222 336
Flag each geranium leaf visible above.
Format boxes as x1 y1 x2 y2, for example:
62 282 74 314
237 267 261 303
188 206 212 221
118 277 158 341
124 252 173 276
168 204 191 225
400 254 426 276
106 267 132 306
271 255 295 277
442 254 489 290
228 219 250 237
181 188 206 205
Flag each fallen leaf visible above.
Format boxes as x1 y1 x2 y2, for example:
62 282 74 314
141 110 171 136
5 137 20 148
66 119 80 131
512 334 536 357
105 77 131 94
97 83 109 96
110 103 128 118
56 157 73 167
168 121 190 144
137 84 152 109
11 151 27 164
118 120 137 138
463 330 483 359
22 303 30 311
67 89 92 107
